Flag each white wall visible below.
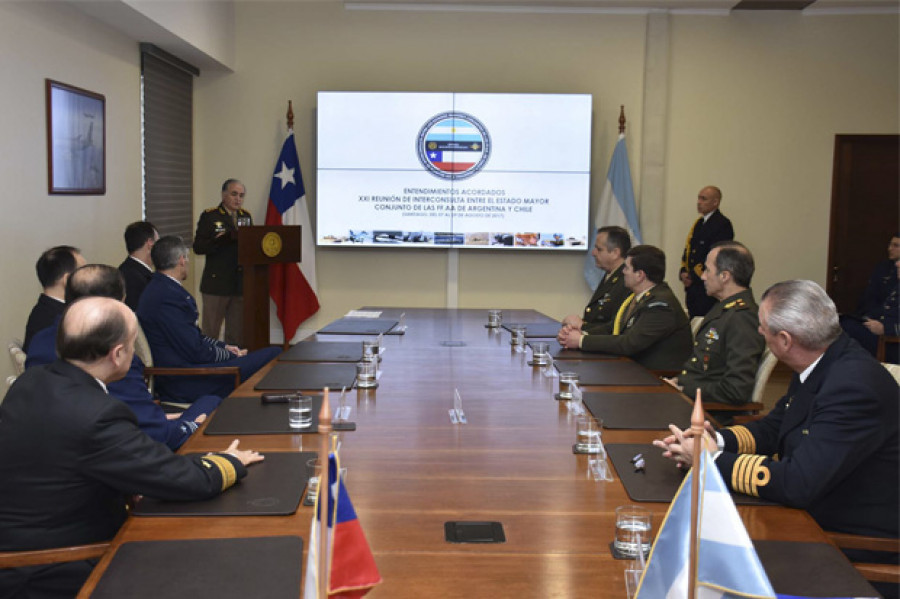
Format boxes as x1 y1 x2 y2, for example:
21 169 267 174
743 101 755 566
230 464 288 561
194 2 649 338
194 3 898 340
0 1 142 390
664 12 899 294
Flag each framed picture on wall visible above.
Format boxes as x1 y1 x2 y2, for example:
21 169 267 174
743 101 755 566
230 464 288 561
45 79 106 195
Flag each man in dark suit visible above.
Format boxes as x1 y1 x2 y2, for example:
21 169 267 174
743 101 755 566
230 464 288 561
664 241 765 411
23 245 84 351
118 221 158 311
559 245 692 371
193 178 252 346
680 185 734 318
0 296 262 598
655 280 899 542
25 264 221 450
558 225 631 338
138 236 281 403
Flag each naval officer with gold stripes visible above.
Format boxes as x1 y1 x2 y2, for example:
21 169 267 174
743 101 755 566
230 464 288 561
654 280 898 540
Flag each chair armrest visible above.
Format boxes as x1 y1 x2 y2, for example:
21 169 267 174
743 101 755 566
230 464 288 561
828 531 900 553
652 369 680 378
877 335 900 362
704 401 764 413
144 366 241 389
0 542 109 568
852 563 900 584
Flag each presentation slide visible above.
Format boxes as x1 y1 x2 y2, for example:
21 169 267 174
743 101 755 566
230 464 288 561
317 92 592 250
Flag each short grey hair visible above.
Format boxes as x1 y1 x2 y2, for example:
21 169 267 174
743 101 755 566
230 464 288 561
150 235 189 271
760 280 841 350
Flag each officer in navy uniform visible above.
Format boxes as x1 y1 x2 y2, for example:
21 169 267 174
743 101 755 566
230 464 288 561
26 264 221 450
840 234 900 363
559 226 632 339
655 281 899 564
138 236 281 404
193 179 252 346
665 241 765 414
0 297 261 598
679 186 734 318
560 245 692 371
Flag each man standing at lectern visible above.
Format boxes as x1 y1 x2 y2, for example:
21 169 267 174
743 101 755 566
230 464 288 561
680 185 734 318
194 179 252 346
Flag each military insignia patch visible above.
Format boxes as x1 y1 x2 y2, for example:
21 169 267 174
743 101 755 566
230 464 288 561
705 328 719 344
417 112 491 181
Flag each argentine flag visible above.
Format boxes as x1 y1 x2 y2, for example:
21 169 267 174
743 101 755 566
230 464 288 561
584 133 642 290
636 450 776 599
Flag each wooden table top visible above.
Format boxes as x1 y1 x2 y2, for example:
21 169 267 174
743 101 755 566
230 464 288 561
78 307 829 598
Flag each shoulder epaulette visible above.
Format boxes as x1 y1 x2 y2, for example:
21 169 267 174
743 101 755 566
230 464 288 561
204 207 218 213
724 298 749 310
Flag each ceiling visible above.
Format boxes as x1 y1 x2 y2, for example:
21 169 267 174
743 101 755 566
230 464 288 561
340 0 898 12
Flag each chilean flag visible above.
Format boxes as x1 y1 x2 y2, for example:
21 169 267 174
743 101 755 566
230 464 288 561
265 132 319 342
304 452 381 598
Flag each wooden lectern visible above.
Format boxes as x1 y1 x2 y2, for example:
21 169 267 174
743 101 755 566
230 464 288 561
237 225 302 351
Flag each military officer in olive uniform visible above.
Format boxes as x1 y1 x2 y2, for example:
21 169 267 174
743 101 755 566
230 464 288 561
559 245 692 371
194 179 252 346
665 242 765 411
559 226 632 339
679 185 734 318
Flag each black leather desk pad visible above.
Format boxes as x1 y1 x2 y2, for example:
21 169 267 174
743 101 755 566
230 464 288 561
280 341 363 362
755 540 880 597
527 339 617 361
90 536 303 598
318 317 400 335
554 360 662 386
254 363 357 391
204 395 323 435
583 392 692 430
606 443 773 505
502 322 561 338
133 452 313 516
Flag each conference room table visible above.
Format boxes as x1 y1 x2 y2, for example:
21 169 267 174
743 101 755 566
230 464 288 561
78 307 839 598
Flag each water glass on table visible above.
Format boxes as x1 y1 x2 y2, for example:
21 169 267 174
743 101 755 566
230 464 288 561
615 505 651 559
288 395 312 430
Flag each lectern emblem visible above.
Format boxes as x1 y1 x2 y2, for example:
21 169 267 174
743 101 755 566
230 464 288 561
261 232 282 258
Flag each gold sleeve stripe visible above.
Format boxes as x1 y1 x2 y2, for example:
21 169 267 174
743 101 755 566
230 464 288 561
202 455 238 491
726 425 756 454
732 455 769 497
732 453 751 493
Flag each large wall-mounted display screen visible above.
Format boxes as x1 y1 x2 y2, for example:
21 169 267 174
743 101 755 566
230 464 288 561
317 92 592 250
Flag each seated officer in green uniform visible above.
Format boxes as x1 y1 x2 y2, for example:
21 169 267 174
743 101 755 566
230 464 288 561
663 241 765 410
559 245 692 371
558 226 632 339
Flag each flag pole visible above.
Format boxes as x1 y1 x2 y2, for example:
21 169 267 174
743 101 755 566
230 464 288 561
618 104 626 135
687 389 705 598
318 387 332 598
287 100 294 133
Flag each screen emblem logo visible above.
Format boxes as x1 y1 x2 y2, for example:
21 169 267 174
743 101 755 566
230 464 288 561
417 112 491 180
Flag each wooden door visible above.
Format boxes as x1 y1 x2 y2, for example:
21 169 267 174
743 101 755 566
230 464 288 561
826 135 899 314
